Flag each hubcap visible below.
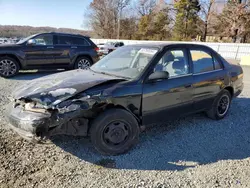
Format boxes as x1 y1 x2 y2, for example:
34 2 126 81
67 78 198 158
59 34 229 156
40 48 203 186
0 59 17 76
103 121 129 146
217 95 230 116
77 59 91 69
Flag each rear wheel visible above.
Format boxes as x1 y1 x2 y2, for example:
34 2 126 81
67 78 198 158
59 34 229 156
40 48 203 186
90 109 140 155
0 57 20 78
74 56 92 70
206 90 232 120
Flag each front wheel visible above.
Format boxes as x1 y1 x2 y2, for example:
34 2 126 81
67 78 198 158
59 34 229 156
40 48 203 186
74 56 92 70
0 57 20 78
90 109 140 155
206 90 232 120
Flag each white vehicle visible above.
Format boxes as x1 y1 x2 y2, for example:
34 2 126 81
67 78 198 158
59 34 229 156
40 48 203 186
97 42 124 55
0 38 8 44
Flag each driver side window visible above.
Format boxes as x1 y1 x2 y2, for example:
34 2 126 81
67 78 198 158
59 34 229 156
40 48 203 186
33 34 53 46
154 49 189 78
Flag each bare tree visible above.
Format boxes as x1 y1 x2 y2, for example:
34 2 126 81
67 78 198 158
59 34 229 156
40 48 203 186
87 0 116 38
214 1 250 43
86 0 131 39
199 0 215 41
136 0 156 16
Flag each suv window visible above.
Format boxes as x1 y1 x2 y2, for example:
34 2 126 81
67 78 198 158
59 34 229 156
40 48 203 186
57 35 89 46
154 49 189 77
191 50 222 74
33 34 53 45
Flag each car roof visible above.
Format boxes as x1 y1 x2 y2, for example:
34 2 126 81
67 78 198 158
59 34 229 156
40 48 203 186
125 42 211 49
34 32 89 38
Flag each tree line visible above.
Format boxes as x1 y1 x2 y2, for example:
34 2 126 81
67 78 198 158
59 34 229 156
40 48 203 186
86 0 250 43
0 25 92 38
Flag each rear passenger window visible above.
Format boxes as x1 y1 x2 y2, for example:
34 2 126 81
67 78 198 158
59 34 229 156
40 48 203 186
57 36 89 46
70 37 89 45
214 57 222 70
191 50 214 74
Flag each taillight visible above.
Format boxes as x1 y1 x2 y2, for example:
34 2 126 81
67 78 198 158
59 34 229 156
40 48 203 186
94 47 99 51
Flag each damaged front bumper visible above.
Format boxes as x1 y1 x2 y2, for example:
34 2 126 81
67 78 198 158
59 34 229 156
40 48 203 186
6 102 89 141
6 103 51 140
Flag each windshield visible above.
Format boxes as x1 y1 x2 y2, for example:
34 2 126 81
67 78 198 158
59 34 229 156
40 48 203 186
91 46 159 79
16 34 37 44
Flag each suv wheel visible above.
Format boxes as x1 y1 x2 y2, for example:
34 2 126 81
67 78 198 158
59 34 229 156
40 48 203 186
206 90 232 120
74 57 92 70
90 109 140 155
0 57 20 78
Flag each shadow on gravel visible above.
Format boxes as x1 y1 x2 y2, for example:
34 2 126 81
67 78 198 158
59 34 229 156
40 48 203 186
10 70 64 80
52 97 250 171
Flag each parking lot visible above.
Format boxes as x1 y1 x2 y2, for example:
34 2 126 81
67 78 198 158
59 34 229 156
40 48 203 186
1 65 250 187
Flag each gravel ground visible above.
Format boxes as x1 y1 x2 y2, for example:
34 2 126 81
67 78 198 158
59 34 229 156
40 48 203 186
1 66 250 188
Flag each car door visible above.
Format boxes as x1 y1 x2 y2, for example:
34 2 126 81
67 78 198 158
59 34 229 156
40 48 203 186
190 47 227 111
53 35 72 65
53 35 91 66
142 47 194 126
24 34 55 66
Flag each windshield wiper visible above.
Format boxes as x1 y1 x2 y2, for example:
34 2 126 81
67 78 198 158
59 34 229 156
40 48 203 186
90 68 130 79
100 71 129 79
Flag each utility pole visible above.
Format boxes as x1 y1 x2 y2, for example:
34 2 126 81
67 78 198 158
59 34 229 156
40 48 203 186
117 7 122 39
116 0 130 39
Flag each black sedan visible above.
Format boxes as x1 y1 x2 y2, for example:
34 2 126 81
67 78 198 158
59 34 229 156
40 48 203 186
6 43 243 155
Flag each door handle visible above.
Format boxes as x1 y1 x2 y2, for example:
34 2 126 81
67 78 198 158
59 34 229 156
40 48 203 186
220 77 225 81
47 46 54 49
71 46 77 49
184 84 192 88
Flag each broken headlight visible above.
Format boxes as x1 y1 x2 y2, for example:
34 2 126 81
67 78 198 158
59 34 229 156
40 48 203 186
24 102 49 114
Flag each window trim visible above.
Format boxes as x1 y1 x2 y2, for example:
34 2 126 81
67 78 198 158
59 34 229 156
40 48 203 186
168 73 192 80
54 35 90 46
193 68 223 76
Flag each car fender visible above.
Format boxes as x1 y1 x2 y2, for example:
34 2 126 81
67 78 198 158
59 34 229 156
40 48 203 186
71 52 94 65
0 51 24 67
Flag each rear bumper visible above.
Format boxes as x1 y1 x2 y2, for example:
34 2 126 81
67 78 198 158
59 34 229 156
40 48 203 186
97 49 109 55
6 103 51 140
234 83 244 97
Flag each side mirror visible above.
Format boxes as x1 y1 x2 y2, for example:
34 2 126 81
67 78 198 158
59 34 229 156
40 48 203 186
148 71 169 82
27 39 36 46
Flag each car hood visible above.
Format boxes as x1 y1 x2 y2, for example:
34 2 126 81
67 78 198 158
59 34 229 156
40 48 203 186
0 44 20 48
13 69 125 107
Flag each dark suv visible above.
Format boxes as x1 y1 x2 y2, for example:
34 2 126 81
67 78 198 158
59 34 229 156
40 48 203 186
0 32 99 78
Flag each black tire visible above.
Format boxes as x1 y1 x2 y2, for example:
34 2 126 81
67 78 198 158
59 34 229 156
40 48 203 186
206 90 232 120
0 56 20 78
74 56 93 70
90 109 140 156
